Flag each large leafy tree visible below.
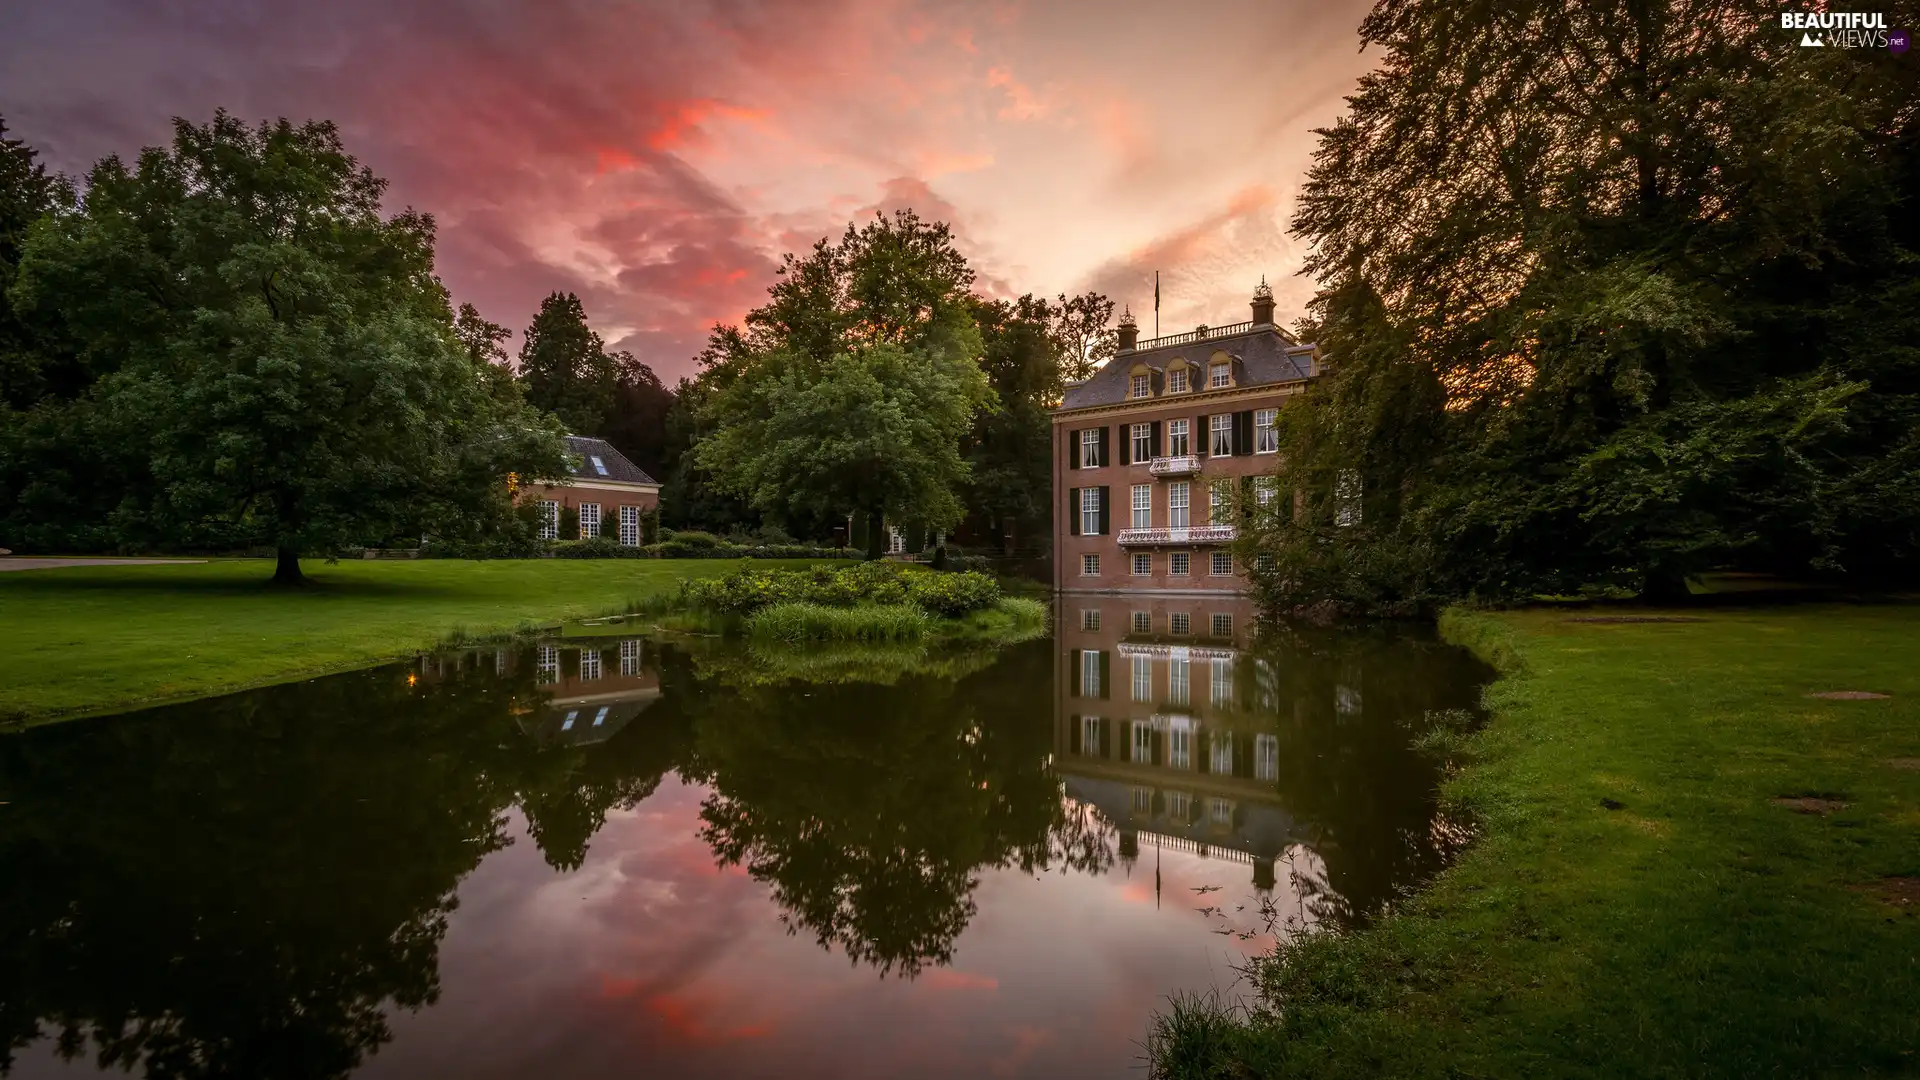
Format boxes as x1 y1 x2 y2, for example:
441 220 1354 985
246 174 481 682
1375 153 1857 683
691 211 994 554
516 291 617 435
1243 0 1920 613
5 112 566 580
965 294 1068 553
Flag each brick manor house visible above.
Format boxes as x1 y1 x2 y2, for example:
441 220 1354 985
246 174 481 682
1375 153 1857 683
1051 280 1321 594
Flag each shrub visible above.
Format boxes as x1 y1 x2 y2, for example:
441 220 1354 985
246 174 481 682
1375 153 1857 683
662 529 723 549
743 602 934 644
902 569 1001 617
679 561 997 618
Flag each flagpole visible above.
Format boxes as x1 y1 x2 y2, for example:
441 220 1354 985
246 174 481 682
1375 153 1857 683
1153 270 1160 339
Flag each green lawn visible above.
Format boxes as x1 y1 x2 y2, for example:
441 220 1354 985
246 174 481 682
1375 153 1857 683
1153 603 1920 1079
0 558 825 725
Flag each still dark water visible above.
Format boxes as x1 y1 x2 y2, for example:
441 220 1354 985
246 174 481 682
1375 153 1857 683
0 597 1490 1080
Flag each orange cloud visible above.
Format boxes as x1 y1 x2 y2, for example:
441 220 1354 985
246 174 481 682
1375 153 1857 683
646 992 776 1043
985 65 1046 120
644 99 770 151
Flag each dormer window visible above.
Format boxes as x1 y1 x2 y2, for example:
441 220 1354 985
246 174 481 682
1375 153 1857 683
1167 368 1190 393
1130 373 1151 398
590 455 609 477
1210 363 1231 389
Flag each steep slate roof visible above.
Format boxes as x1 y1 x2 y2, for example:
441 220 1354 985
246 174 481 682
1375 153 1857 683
562 435 657 485
1060 325 1318 411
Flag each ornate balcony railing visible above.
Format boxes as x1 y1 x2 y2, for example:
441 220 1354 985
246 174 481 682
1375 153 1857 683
1124 320 1261 352
1116 525 1237 546
1147 455 1202 477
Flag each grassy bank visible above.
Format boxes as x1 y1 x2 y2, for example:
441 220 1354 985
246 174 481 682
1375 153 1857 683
0 558 821 725
741 595 1050 645
1152 603 1920 1078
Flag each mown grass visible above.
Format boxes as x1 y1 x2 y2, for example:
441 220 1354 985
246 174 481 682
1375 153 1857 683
0 557 821 725
1149 602 1920 1079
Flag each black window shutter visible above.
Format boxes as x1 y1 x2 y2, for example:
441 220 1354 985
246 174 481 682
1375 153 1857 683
1068 429 1080 470
1151 421 1162 458
1235 410 1254 455
1098 651 1112 700
1240 476 1254 521
1118 424 1130 466
1097 487 1111 535
1098 426 1110 467
1069 650 1083 697
1068 488 1080 535
1197 414 1210 457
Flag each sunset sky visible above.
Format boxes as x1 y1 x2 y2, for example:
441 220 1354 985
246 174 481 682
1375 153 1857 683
1 0 1381 381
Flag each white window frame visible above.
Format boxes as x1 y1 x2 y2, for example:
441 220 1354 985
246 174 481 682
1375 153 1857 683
1082 715 1103 756
1080 487 1101 536
1131 655 1152 702
1080 608 1101 631
1169 611 1191 635
1130 373 1150 399
1168 722 1191 770
1210 797 1233 826
1168 790 1191 819
1131 785 1153 813
1211 551 1233 576
1131 484 1152 529
1132 610 1152 634
1210 363 1231 389
592 705 610 727
1210 414 1233 456
536 645 560 684
1080 650 1102 696
578 502 601 539
888 526 906 554
1211 612 1233 636
618 505 641 546
619 638 642 677
1132 722 1154 764
1212 658 1234 707
1080 428 1101 468
579 648 602 681
1131 423 1152 462
589 454 609 477
1132 552 1152 576
1255 408 1278 454
1170 551 1191 576
1256 734 1279 782
1168 657 1190 706
561 709 578 731
1168 482 1190 528
1211 730 1233 772
536 500 559 540
1081 552 1100 576
1167 419 1190 456
1167 367 1189 393
1254 476 1278 506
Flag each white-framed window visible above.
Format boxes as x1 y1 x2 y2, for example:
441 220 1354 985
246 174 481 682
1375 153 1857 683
1213 613 1234 638
1080 487 1101 535
1132 722 1154 764
1169 482 1190 528
590 454 610 477
1168 721 1192 770
1132 655 1152 702
1211 551 1233 576
1210 481 1230 523
1256 734 1279 782
1336 470 1363 527
536 500 559 540
1210 414 1233 456
1170 551 1191 576
579 648 602 681
1082 715 1102 756
1132 610 1152 634
1131 785 1153 813
1210 363 1231 389
1254 476 1278 506
1210 732 1233 774
1210 797 1233 826
592 705 610 727
561 709 578 731
1255 408 1278 453
888 526 906 554
1167 367 1189 393
1131 423 1152 461
536 645 559 684
1169 656 1190 705
1212 657 1234 706
1079 428 1101 468
579 503 601 539
1080 649 1103 696
1081 552 1100 576
1167 790 1191 820
1170 611 1191 635
618 505 641 546
1130 373 1150 398
1131 484 1152 529
1167 418 1190 456
619 639 642 677
1080 608 1101 631
1132 552 1152 576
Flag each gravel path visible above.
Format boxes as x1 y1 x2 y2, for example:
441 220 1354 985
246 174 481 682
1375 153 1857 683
0 558 208 572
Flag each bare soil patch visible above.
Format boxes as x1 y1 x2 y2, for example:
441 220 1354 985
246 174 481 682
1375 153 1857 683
1805 690 1891 700
1772 795 1851 815
1888 758 1920 771
1855 877 1920 907
1564 616 1707 624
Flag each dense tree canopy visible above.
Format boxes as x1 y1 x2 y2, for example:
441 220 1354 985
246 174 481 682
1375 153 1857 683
1242 0 1920 613
0 112 566 578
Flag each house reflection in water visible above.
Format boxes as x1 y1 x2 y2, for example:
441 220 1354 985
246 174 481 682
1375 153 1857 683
415 639 661 747
1054 595 1328 901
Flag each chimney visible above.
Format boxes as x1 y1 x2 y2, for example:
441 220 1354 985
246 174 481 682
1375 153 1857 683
1116 306 1139 351
1250 275 1276 325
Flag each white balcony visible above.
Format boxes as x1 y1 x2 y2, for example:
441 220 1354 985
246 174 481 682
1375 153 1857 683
1147 455 1202 477
1116 525 1237 546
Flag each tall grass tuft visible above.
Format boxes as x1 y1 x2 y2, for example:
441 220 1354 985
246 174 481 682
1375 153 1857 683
743 602 934 645
1143 989 1255 1079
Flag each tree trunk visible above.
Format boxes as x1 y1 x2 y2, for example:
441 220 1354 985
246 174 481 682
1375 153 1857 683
273 546 305 586
865 510 885 561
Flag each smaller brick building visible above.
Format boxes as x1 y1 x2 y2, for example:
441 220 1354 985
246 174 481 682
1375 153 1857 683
517 435 661 545
1051 281 1322 594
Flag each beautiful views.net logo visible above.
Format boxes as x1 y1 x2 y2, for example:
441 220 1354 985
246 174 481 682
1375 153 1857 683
1780 11 1903 49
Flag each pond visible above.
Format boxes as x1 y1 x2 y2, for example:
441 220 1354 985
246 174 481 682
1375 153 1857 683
0 596 1491 1079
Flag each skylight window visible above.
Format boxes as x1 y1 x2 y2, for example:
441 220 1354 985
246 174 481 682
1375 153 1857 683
590 455 609 476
